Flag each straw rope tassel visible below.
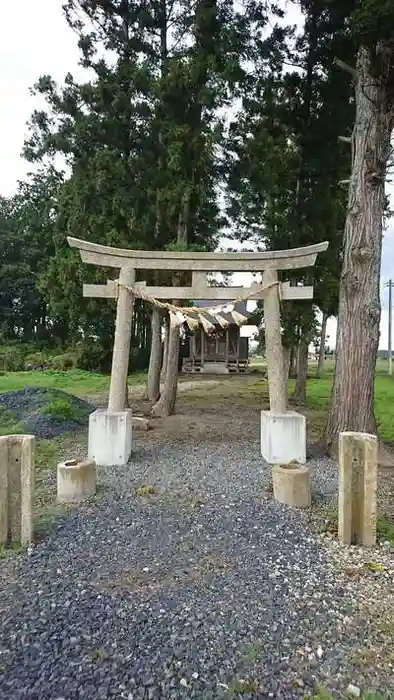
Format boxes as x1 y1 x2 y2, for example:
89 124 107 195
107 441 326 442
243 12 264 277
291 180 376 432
198 315 216 334
115 279 281 332
231 310 249 325
212 313 229 328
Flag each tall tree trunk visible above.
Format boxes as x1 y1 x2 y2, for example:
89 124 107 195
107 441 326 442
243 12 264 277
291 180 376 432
316 312 328 379
152 209 189 416
161 314 169 376
147 307 162 402
151 322 180 417
325 45 393 453
295 336 308 403
290 343 297 378
153 0 168 246
283 345 291 399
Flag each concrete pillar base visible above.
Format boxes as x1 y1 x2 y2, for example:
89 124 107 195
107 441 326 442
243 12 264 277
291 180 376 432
88 409 132 466
261 410 306 465
57 459 96 504
272 463 311 508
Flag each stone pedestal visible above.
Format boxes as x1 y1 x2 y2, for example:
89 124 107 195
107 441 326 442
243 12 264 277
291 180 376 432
57 459 96 504
88 409 132 466
261 410 306 465
0 434 35 545
201 362 229 375
338 431 377 547
272 463 311 508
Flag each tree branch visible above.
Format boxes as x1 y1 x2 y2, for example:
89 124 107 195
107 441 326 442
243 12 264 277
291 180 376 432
334 58 356 78
338 136 352 144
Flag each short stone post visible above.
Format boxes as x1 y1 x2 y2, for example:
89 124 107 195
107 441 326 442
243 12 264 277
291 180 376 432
272 463 311 508
0 435 35 546
57 459 96 504
338 431 378 547
260 269 306 464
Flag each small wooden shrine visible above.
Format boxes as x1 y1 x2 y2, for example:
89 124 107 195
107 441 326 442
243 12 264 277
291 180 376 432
182 301 250 373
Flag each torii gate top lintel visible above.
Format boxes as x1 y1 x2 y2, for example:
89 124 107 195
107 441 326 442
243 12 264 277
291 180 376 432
67 236 329 272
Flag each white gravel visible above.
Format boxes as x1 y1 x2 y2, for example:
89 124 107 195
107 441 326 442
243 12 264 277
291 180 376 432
0 436 393 699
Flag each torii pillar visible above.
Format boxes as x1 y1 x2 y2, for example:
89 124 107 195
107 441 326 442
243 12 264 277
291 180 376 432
88 266 135 467
260 269 306 465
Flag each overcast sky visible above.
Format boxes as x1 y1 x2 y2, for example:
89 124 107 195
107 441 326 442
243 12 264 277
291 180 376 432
1 0 393 349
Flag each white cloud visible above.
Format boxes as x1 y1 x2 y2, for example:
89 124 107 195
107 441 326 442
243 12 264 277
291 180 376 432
0 0 84 195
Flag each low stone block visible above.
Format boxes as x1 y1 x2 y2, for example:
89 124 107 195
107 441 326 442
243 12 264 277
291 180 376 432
88 409 132 466
57 459 96 504
200 362 229 375
272 463 311 508
0 434 35 545
261 410 306 465
132 416 152 431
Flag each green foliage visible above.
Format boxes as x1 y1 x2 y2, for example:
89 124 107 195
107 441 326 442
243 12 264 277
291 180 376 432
76 339 113 373
0 407 24 436
17 0 239 351
227 678 258 695
0 542 26 558
0 171 63 344
48 353 77 371
130 346 151 373
226 0 355 355
310 690 390 700
136 485 155 496
41 398 85 423
311 688 332 700
25 351 50 367
350 0 394 45
376 516 394 544
0 346 25 372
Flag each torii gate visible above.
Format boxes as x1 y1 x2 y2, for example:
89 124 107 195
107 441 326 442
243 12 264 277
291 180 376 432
68 236 328 466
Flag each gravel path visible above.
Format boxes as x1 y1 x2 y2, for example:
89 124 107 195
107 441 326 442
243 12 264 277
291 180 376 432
0 437 393 699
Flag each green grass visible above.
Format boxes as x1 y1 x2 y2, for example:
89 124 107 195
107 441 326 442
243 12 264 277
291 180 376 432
305 363 394 444
0 406 24 436
312 690 390 700
0 368 147 397
251 357 394 443
41 397 86 422
376 515 394 544
0 542 26 558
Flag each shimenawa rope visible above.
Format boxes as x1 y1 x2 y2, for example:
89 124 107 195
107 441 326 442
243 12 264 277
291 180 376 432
114 279 280 333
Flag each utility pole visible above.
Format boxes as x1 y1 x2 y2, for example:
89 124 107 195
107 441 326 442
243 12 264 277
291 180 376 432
386 279 393 376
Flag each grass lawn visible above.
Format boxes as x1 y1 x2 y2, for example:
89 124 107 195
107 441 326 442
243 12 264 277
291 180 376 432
252 357 394 444
304 361 394 444
0 368 147 397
